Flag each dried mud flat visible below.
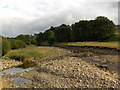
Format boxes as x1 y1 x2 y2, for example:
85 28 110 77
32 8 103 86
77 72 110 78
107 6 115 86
14 46 120 88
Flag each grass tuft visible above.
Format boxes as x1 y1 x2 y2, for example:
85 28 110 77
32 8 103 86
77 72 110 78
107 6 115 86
53 41 119 50
2 45 46 61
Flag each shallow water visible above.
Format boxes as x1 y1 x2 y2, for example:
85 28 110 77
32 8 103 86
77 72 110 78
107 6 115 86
81 57 120 75
1 66 35 88
2 67 35 76
11 77 32 88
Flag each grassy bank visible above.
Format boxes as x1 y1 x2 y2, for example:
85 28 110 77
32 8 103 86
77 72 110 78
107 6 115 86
53 41 119 50
2 45 70 62
2 45 46 61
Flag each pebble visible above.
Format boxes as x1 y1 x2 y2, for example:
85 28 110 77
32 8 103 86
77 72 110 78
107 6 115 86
2 47 120 88
25 70 28 72
20 84 22 87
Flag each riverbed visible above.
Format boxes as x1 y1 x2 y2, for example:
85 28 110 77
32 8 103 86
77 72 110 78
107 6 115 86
1 46 120 88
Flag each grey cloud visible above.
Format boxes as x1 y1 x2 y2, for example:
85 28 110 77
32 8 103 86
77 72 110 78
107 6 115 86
1 2 118 37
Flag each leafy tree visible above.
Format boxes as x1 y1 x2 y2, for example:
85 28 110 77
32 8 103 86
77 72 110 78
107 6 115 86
48 30 55 45
72 16 116 41
31 35 37 45
2 37 11 55
16 34 32 45
36 16 116 44
53 24 71 42
10 39 26 49
71 20 90 41
92 16 116 41
36 32 44 45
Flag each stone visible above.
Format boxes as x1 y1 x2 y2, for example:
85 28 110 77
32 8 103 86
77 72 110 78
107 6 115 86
25 70 28 72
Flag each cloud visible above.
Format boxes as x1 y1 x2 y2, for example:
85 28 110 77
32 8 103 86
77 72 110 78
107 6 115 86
2 5 9 8
0 0 118 37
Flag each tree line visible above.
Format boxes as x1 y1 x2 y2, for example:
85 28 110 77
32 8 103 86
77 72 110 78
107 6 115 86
1 16 117 55
36 16 116 45
1 35 36 55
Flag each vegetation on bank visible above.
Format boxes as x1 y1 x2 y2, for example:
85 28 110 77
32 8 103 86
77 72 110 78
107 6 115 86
2 45 46 61
2 36 11 56
104 35 120 42
36 16 117 45
1 16 119 56
2 36 27 56
53 42 119 50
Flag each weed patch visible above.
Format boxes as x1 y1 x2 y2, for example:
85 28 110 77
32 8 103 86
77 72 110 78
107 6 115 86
3 46 46 61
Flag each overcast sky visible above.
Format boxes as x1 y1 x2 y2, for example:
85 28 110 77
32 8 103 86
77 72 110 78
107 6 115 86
0 0 119 37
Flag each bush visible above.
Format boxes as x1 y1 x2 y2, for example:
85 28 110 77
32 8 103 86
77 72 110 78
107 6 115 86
2 55 9 59
4 51 26 61
71 16 116 41
104 35 120 42
10 39 26 49
8 54 26 61
3 46 46 61
40 41 50 46
2 37 11 56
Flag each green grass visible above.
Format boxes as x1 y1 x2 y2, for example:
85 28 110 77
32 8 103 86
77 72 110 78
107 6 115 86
104 35 120 42
2 45 46 61
115 28 120 34
54 41 119 50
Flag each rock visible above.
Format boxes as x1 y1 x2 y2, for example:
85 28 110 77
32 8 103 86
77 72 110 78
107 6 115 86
95 64 108 71
25 70 28 72
19 84 22 87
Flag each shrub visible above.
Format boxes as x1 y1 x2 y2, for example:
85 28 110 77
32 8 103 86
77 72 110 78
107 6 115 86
2 37 11 56
6 53 26 61
16 34 31 45
40 41 50 46
3 46 46 61
2 55 9 59
104 35 120 42
10 39 26 49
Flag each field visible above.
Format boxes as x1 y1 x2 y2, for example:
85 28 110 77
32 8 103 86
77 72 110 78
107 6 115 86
54 41 119 50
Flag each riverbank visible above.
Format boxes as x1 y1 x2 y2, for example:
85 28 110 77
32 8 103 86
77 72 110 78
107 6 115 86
15 56 120 88
14 46 120 88
1 46 120 88
1 46 71 88
2 59 22 70
1 59 23 88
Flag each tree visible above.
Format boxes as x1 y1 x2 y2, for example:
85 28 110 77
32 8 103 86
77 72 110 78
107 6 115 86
48 30 55 45
31 35 37 45
92 16 116 41
16 34 32 45
71 20 90 41
36 32 44 45
2 37 11 55
53 24 71 42
10 39 26 49
71 16 116 41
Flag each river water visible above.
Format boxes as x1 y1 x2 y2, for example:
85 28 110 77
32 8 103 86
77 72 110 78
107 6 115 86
81 57 120 75
1 66 35 88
